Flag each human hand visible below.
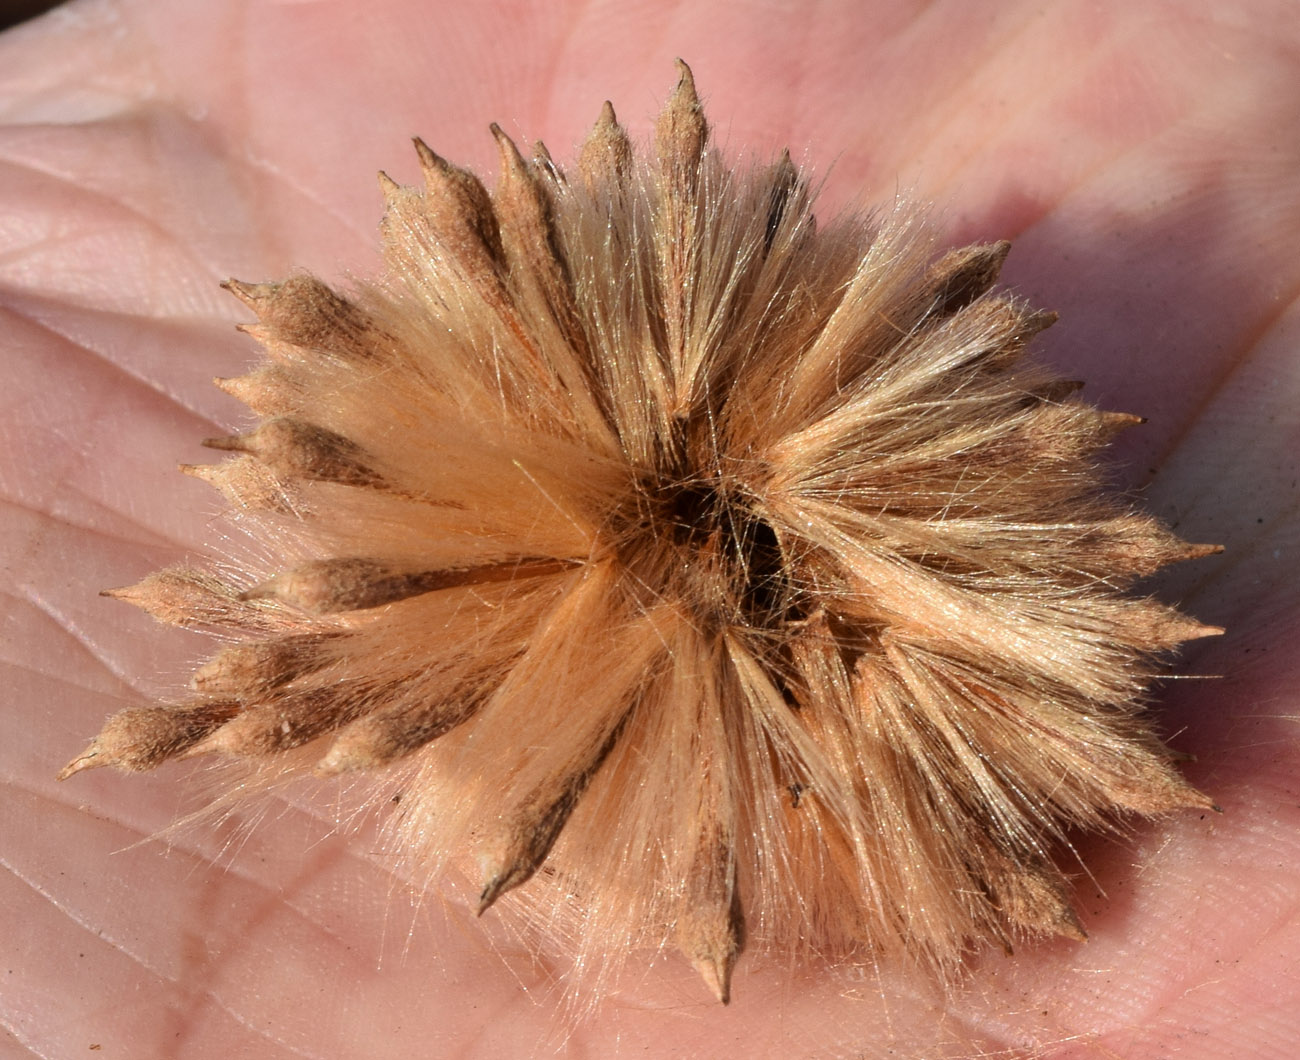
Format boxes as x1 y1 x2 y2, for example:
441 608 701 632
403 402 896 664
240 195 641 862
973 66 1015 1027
3 2 1296 1056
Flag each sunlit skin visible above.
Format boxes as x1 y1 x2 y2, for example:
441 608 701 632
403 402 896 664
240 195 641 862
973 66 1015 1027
3 2 1298 1057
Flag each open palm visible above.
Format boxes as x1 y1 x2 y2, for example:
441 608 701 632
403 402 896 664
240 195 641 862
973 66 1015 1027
4 2 1297 1056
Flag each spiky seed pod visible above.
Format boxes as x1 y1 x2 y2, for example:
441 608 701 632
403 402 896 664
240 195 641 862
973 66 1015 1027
62 61 1222 1004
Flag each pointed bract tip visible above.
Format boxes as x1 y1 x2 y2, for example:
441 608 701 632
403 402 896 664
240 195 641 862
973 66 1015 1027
476 876 507 917
412 136 441 172
691 954 734 1005
98 581 154 607
1103 411 1147 429
1056 910 1088 943
597 99 617 126
490 122 525 169
57 746 101 781
200 433 248 453
672 57 698 97
221 278 278 312
657 58 709 169
1148 609 1225 648
1177 785 1220 813
1187 621 1226 640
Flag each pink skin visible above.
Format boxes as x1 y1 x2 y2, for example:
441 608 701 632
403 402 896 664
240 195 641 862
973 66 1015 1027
2 1 1297 1056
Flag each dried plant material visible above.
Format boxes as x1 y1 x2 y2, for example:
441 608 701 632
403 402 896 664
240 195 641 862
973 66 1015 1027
63 60 1222 1005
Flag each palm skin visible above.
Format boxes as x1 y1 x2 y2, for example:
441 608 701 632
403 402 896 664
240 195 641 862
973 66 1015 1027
2 1 1297 1056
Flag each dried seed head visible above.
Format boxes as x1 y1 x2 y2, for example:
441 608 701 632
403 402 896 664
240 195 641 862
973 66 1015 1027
65 62 1220 1006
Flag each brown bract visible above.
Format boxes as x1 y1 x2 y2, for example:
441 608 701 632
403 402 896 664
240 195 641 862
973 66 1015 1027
61 60 1222 1005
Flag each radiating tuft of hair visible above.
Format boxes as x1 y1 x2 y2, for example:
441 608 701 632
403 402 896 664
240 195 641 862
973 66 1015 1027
63 60 1222 1004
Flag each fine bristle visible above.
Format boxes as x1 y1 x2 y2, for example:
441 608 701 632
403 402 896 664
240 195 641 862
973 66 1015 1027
65 61 1221 1005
